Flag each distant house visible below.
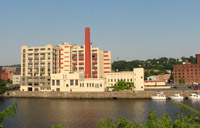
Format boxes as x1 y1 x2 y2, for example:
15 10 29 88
0 71 14 81
0 67 21 81
13 75 21 85
147 74 171 83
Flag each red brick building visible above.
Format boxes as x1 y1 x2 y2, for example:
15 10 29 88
0 72 13 80
173 54 200 85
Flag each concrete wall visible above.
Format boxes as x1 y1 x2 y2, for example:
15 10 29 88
144 81 166 86
144 86 171 89
2 90 198 99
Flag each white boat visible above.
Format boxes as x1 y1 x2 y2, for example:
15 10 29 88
188 93 200 100
151 93 166 100
170 94 184 100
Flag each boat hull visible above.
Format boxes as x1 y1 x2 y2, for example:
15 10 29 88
170 96 184 100
188 96 200 100
151 96 166 100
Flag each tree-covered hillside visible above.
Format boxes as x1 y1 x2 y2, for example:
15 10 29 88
112 56 196 72
112 56 196 80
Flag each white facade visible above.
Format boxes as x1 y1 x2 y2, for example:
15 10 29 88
57 43 111 78
133 68 144 90
51 72 105 92
147 76 157 81
105 71 134 86
13 75 21 85
20 45 57 92
105 68 144 91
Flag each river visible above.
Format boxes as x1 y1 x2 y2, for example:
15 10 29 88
0 98 200 128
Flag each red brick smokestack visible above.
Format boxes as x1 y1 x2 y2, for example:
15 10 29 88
85 27 91 78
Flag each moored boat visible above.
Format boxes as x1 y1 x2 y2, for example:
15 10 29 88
170 94 184 100
151 93 166 100
188 93 200 100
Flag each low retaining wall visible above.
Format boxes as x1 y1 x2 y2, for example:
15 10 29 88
1 90 199 99
144 86 171 89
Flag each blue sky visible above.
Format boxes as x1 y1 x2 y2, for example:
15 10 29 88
1 0 200 65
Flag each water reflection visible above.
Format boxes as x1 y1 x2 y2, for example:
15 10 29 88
190 99 200 104
1 98 200 128
170 99 184 102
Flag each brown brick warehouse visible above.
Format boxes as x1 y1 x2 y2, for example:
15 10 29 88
173 54 200 85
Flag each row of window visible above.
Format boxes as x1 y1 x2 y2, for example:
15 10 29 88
175 72 199 75
107 78 133 82
175 76 199 78
24 48 52 52
79 83 102 88
21 82 50 86
52 80 103 88
52 80 60 86
52 80 79 86
174 69 200 72
175 79 198 83
71 50 97 54
174 65 200 69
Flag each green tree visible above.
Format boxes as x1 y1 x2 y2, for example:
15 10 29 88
98 117 143 128
170 73 173 80
97 102 200 128
108 81 134 90
6 79 12 84
179 78 185 84
0 78 6 94
0 103 18 128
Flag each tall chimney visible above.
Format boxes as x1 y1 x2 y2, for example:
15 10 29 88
85 27 91 78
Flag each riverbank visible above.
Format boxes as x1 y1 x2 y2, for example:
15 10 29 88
1 90 199 99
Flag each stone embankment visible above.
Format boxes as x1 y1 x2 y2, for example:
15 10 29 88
1 90 199 99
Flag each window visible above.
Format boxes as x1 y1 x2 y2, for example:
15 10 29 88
56 88 60 92
100 84 102 87
52 80 55 86
34 83 39 86
56 80 60 86
70 80 73 86
95 84 99 88
66 84 68 87
75 80 78 86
